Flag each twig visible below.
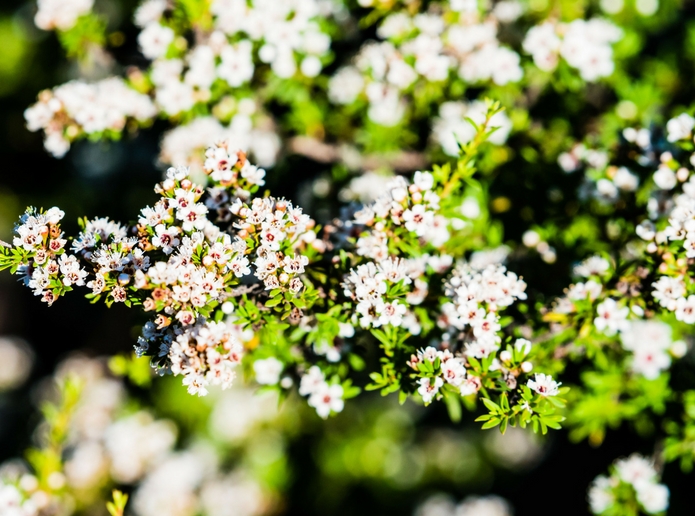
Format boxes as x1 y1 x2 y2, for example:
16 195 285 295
288 136 428 172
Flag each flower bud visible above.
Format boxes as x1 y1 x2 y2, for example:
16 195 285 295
521 361 533 373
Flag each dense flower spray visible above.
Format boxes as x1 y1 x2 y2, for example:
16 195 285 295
0 101 567 429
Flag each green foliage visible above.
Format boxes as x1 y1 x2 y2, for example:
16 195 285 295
106 490 128 516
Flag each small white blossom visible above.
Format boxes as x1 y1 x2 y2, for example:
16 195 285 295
527 373 561 397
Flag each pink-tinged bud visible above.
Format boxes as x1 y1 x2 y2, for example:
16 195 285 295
176 310 195 326
411 192 423 203
180 179 193 190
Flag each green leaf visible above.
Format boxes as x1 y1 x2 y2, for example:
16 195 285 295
481 398 501 413
481 418 501 430
444 391 462 423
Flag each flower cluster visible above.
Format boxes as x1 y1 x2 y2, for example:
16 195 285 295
298 366 344 419
167 320 244 396
588 454 669 514
209 0 333 79
410 346 476 402
353 170 448 259
329 2 522 127
1 144 319 399
0 479 39 516
408 336 545 408
8 207 88 306
441 262 527 359
342 258 412 330
24 0 635 177
3 355 274 516
558 144 639 204
139 0 334 113
0 103 571 440
523 19 622 81
24 78 156 157
620 320 686 379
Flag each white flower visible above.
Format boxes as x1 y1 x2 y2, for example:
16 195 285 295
567 280 602 301
636 481 669 514
594 298 630 335
138 23 175 60
308 383 344 418
636 220 656 241
588 475 614 514
377 300 407 327
574 255 610 277
217 41 255 87
134 0 167 27
615 454 656 485
253 357 283 385
299 366 325 396
514 338 532 356
527 373 561 397
328 66 365 105
652 276 685 311
666 113 695 142
35 0 93 31
613 167 639 191
631 347 671 380
441 358 466 387
621 320 673 379
653 165 677 190
417 376 443 403
675 295 695 324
